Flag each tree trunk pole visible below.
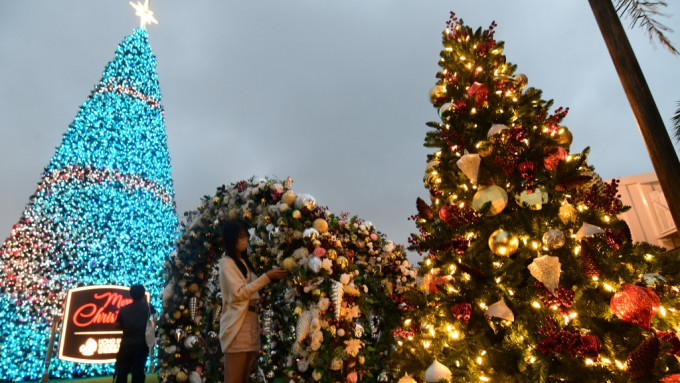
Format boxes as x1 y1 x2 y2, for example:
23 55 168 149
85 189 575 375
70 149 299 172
588 0 680 232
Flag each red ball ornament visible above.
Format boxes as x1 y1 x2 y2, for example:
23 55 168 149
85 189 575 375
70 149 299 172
451 302 472 324
543 147 568 170
454 99 467 113
576 334 602 360
661 374 680 383
610 284 660 330
467 82 489 106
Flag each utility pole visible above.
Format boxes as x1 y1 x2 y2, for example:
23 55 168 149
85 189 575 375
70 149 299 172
588 0 680 231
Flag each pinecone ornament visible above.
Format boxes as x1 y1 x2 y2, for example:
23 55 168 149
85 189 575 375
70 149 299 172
580 239 601 278
416 197 434 220
212 304 222 325
189 296 198 322
331 280 344 320
626 336 661 379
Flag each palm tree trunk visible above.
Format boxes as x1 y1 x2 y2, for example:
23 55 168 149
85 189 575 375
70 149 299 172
589 0 680 232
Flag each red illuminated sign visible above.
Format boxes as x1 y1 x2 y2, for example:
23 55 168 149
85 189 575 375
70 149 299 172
58 285 149 363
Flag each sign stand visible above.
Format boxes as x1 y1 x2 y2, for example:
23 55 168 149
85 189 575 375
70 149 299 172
41 315 63 383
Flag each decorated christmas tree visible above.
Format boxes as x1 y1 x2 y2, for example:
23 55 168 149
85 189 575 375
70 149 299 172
391 13 680 382
0 13 178 381
156 177 416 383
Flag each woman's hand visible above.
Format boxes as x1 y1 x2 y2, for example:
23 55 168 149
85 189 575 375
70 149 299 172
266 268 290 280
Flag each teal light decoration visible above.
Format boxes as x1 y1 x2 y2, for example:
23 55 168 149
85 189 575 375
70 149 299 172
0 28 178 381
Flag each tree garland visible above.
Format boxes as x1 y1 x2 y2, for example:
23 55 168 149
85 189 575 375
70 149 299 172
156 178 416 382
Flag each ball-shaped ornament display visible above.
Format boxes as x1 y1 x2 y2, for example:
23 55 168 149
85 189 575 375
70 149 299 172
552 127 573 146
313 218 329 233
489 229 519 257
542 229 566 250
514 73 528 89
475 140 494 157
438 102 456 118
429 85 448 106
472 185 508 216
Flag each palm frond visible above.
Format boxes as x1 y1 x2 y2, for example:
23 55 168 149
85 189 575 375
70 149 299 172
673 100 680 142
614 0 678 54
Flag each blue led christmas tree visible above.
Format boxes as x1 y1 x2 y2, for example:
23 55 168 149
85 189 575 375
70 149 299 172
0 23 178 380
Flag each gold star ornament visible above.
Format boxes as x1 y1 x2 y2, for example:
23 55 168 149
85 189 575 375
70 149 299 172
130 0 158 28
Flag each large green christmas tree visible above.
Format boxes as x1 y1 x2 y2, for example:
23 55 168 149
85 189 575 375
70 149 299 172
392 13 680 382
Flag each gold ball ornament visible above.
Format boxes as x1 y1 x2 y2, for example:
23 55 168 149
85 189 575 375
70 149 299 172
175 371 188 383
514 73 528 89
542 229 566 250
282 257 297 271
337 256 348 269
489 229 519 257
552 127 573 146
292 210 302 219
313 218 329 233
475 140 494 157
281 191 296 206
472 185 508 215
429 84 448 106
242 211 252 220
326 249 338 260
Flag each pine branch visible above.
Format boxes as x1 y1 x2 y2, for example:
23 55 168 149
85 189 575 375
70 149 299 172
615 0 679 54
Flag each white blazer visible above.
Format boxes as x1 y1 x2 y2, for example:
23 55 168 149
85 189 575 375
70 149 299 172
218 255 271 352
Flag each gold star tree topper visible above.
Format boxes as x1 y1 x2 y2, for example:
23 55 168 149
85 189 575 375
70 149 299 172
130 0 158 28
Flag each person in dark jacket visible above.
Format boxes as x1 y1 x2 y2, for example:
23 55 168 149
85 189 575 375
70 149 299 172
114 284 156 383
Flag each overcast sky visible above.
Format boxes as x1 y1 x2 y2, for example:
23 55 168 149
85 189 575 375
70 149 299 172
1 1 678 262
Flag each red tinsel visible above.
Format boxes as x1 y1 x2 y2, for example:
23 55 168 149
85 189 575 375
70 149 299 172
451 302 472 324
508 126 528 142
493 155 517 176
438 203 480 227
518 161 536 180
543 147 568 170
610 284 660 330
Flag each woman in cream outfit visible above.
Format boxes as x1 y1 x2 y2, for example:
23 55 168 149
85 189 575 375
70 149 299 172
218 220 289 383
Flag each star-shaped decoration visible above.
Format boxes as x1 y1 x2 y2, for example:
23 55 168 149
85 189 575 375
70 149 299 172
129 0 158 28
